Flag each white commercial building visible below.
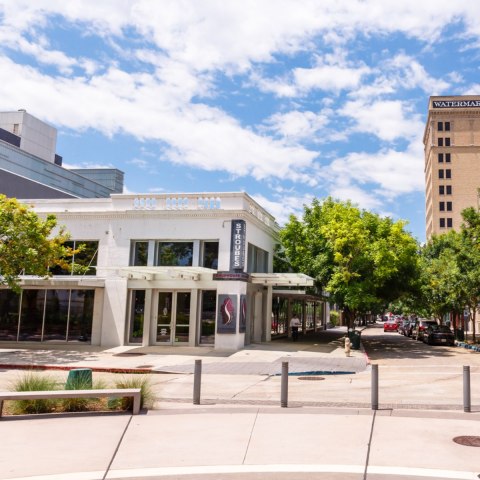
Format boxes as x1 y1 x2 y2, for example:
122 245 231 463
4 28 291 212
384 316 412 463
0 192 326 350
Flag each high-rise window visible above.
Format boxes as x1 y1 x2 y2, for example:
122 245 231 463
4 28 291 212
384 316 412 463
438 138 444 147
438 153 444 163
446 201 452 211
439 202 445 211
439 185 445 195
445 153 451 163
445 138 451 146
440 218 445 228
446 185 452 195
438 122 443 131
447 218 453 228
446 169 451 179
438 169 444 179
445 121 451 131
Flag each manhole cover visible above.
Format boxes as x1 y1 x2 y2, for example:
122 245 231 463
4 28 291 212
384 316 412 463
297 376 325 381
453 436 480 447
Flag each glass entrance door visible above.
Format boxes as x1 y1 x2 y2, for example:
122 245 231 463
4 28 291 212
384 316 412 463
155 291 191 344
156 292 173 343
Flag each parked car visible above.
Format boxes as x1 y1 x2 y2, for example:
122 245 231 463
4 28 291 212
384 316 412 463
402 320 416 337
398 319 410 336
423 325 455 346
384 320 398 332
412 320 438 341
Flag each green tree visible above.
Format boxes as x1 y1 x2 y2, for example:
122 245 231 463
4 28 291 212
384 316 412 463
457 207 480 343
0 195 71 291
279 197 420 327
419 231 464 323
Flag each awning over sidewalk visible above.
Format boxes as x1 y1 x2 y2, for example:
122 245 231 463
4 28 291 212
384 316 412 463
116 266 217 281
250 273 314 287
17 276 105 288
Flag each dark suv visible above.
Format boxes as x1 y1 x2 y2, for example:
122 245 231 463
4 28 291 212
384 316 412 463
412 320 438 341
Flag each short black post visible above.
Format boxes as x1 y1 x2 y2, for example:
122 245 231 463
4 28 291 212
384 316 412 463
281 361 288 408
193 359 202 405
463 365 471 413
371 364 379 410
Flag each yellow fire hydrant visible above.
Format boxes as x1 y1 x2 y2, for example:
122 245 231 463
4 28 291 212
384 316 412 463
344 336 351 357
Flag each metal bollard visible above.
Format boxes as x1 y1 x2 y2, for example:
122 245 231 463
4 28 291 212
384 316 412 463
193 359 202 405
463 365 471 413
371 364 379 410
281 361 288 408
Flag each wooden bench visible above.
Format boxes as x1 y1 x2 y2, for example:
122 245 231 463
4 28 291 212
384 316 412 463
0 388 142 418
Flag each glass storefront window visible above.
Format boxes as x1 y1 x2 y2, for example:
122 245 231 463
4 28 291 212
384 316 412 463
0 289 94 343
0 290 20 341
315 302 324 329
272 296 288 336
129 290 145 344
68 290 94 342
43 290 69 342
19 290 45 342
156 242 193 266
200 290 216 344
306 301 315 330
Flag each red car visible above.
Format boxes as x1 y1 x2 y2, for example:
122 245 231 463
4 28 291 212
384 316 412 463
384 320 398 332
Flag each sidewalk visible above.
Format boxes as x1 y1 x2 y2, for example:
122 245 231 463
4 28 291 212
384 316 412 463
0 327 479 480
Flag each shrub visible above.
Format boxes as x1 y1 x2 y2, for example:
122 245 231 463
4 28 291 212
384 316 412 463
10 372 60 414
329 310 339 327
110 375 155 410
61 377 108 412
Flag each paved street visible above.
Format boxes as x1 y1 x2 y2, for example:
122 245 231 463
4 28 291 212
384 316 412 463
0 324 479 480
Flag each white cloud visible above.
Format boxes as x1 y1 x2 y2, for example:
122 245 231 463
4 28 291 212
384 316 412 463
263 110 330 142
0 56 318 183
326 141 425 197
340 99 424 142
254 53 370 97
251 192 314 226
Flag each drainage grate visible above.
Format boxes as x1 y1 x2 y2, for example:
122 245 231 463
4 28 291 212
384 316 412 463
297 376 325 381
453 436 480 447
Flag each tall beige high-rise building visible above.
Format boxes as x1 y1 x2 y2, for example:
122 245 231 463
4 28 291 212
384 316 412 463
424 96 480 239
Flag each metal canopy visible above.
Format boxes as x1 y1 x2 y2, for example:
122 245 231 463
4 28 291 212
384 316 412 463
17 276 106 288
250 273 314 287
117 266 217 281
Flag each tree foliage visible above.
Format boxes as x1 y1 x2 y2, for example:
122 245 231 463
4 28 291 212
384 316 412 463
0 195 71 291
418 207 480 342
278 197 420 326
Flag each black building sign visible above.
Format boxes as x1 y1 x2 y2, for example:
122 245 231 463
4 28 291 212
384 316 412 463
230 219 246 272
433 100 480 108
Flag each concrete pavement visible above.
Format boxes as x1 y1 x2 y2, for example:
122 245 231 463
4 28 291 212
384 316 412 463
0 326 479 480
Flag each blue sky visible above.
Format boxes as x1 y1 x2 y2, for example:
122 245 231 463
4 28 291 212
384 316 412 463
2 1 480 242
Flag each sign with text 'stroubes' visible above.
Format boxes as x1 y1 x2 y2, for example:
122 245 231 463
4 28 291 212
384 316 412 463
230 219 246 271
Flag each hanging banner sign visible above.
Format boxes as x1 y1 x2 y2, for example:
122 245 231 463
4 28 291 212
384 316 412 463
230 219 246 271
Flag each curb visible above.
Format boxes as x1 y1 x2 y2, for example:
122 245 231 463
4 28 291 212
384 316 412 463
455 341 480 352
0 363 157 374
